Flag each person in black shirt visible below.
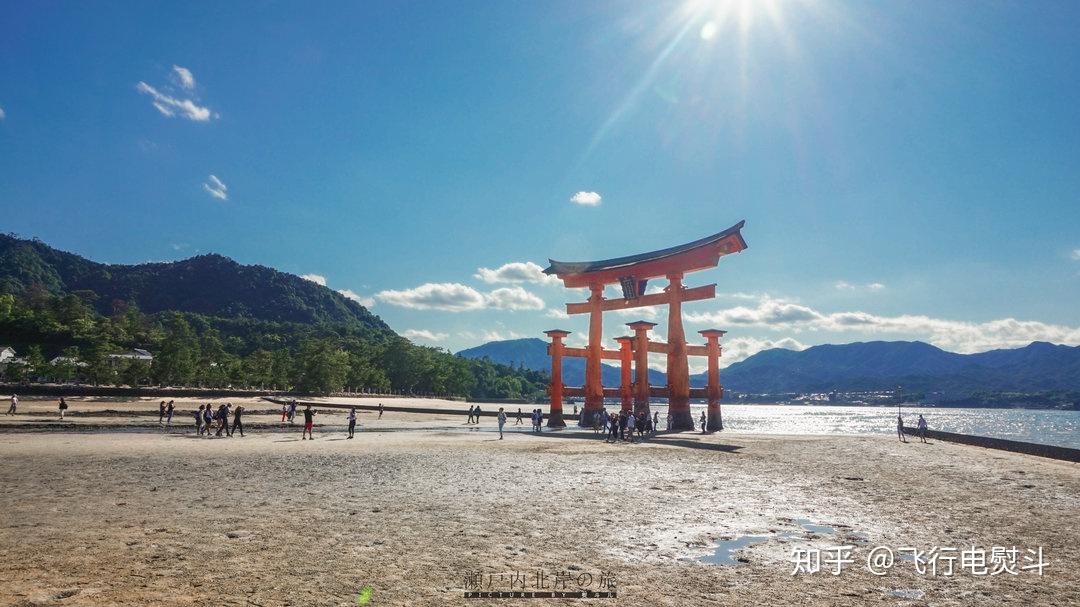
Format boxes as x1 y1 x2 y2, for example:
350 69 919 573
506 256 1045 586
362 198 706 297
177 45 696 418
302 405 316 440
231 405 244 437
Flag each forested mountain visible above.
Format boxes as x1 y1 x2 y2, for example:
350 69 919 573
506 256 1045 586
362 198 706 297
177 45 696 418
0 234 547 398
457 337 1080 405
0 234 383 326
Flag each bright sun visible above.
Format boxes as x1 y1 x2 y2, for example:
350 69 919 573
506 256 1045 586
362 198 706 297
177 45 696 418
686 0 789 38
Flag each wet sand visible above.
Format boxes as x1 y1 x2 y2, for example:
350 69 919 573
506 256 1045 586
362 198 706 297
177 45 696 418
0 397 1077 606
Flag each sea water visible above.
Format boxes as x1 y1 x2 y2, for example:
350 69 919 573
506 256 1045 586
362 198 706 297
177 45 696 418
646 404 1080 450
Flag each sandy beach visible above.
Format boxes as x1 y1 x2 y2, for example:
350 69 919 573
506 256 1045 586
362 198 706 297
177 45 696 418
0 397 1077 606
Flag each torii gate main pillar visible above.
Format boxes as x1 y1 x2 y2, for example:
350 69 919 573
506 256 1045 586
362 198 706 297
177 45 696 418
582 284 606 426
665 273 694 431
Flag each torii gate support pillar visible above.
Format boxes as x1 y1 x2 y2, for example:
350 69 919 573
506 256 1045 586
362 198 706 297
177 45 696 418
700 329 726 432
544 330 569 428
615 336 634 413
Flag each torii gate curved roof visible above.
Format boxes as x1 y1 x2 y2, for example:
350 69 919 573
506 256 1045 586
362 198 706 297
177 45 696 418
544 220 747 287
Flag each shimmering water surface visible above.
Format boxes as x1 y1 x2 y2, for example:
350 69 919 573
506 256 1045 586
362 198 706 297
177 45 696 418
652 404 1080 450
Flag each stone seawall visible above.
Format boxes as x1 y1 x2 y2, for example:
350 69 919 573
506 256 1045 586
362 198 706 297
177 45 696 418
903 426 1080 462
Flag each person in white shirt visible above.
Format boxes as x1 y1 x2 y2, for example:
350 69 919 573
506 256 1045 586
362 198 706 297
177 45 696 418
896 414 906 443
917 414 928 443
626 413 636 443
6 394 17 415
497 407 507 440
347 407 357 439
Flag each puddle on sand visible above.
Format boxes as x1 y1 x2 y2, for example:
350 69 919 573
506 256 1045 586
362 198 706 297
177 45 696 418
888 589 925 599
795 518 836 535
696 535 770 566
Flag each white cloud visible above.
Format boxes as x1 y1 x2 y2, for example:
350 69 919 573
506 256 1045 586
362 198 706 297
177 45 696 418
1071 249 1080 261
486 286 545 311
403 329 449 342
377 283 487 311
835 281 885 292
376 282 544 312
460 330 526 342
570 191 602 206
474 261 560 285
137 82 214 121
300 273 327 286
172 65 196 90
337 289 374 307
545 308 569 319
202 174 228 200
685 295 1080 353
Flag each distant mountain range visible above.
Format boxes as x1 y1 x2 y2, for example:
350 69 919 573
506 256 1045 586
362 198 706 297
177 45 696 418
0 234 387 329
456 338 1080 396
457 338 667 388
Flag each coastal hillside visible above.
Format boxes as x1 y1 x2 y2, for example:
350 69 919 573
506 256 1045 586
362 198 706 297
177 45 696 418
0 235 547 398
0 234 385 328
458 337 1080 402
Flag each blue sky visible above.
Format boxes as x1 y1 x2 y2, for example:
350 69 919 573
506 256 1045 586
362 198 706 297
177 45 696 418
2 1 1079 367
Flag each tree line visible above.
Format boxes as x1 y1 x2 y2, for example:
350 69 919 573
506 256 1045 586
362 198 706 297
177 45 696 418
0 288 548 399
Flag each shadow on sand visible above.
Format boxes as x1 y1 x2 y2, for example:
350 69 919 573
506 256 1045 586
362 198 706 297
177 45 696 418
525 429 742 453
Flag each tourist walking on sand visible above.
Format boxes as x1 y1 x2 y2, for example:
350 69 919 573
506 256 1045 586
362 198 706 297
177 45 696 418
158 400 166 424
897 414 906 443
281 403 288 423
608 413 619 442
202 404 213 436
6 394 17 415
58 397 68 420
231 405 245 437
302 405 317 440
515 408 523 425
497 407 507 439
653 412 659 434
665 411 672 432
347 407 357 439
466 404 475 424
378 403 384 418
700 411 707 433
287 400 297 424
195 405 205 434
215 404 230 437
917 414 928 443
626 413 636 443
165 401 174 428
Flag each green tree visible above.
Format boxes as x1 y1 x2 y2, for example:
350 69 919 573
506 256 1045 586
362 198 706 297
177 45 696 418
296 338 349 395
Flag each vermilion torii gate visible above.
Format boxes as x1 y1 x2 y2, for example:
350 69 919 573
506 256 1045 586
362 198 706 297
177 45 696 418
542 221 747 432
